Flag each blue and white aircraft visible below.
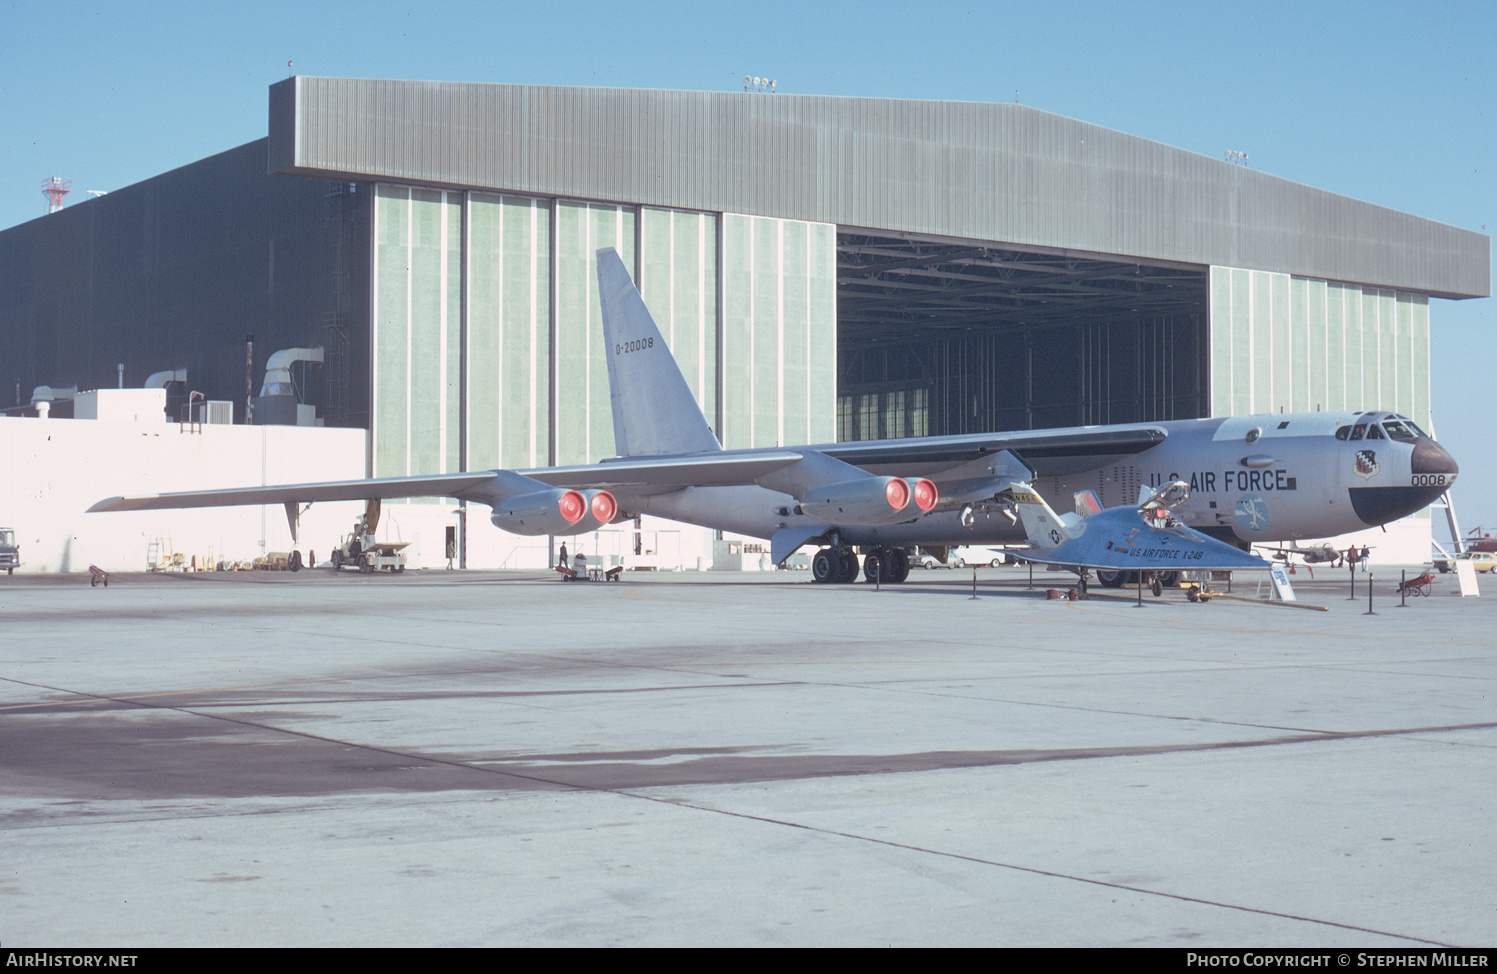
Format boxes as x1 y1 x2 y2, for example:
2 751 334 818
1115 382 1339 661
90 249 1458 587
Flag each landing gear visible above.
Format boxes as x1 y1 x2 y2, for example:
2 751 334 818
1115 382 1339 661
837 549 860 582
861 546 913 584
812 548 858 583
1099 569 1176 595
886 546 910 583
813 544 909 584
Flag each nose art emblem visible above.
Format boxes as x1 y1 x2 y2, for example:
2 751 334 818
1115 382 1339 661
1354 450 1380 480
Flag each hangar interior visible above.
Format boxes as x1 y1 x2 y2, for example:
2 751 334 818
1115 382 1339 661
835 231 1210 438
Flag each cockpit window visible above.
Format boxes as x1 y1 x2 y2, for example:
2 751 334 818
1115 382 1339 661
1335 426 1350 440
1382 420 1417 443
1350 424 1366 441
1366 424 1384 440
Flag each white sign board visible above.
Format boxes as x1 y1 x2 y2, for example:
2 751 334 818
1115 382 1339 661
1456 560 1481 597
1269 564 1297 601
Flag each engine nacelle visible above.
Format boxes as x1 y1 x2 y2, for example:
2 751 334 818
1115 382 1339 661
490 488 619 536
490 488 589 536
798 476 934 526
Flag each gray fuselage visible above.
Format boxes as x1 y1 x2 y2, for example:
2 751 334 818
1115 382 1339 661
612 410 1456 549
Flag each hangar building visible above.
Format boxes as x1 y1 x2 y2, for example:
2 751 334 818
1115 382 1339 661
1 78 1489 569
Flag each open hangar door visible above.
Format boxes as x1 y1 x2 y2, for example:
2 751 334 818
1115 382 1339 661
835 230 1210 441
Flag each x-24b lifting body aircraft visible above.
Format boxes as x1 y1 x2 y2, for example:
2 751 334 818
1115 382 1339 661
90 248 1459 585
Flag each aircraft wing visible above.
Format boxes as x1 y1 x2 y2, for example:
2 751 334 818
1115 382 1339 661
818 426 1169 478
87 472 503 513
88 453 806 513
521 453 804 493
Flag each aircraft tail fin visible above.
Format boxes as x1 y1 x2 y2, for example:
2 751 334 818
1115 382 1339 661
1073 490 1103 519
1008 483 1080 552
596 248 722 457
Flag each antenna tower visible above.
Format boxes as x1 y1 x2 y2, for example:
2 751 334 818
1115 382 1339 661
42 177 71 214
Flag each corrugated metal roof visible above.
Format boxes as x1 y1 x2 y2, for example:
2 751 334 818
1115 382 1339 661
269 77 1489 299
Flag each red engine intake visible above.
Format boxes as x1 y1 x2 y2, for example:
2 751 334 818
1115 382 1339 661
907 478 938 512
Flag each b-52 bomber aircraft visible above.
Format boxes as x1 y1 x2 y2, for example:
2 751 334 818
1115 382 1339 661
90 248 1458 587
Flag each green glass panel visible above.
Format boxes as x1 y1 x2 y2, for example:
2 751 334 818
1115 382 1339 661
373 186 410 478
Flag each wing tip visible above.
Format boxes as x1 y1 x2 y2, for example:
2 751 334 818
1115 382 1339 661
87 495 156 513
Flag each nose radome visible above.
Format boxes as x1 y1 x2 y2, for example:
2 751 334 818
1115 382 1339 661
1412 437 1458 476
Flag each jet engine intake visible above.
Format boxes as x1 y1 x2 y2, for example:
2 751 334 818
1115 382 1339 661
907 478 938 513
565 489 620 533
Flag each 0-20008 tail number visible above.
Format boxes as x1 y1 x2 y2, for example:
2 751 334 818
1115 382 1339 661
616 338 654 355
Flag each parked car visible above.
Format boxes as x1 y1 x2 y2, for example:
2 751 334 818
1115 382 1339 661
1434 551 1497 573
911 547 950 569
910 546 1014 569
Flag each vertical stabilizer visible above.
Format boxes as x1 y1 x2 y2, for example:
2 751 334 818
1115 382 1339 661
596 248 722 457
1008 483 1080 552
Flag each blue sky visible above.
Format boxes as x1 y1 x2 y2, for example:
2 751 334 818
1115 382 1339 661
4 0 1493 534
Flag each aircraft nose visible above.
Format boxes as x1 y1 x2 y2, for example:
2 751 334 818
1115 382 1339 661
1411 436 1458 476
1349 435 1458 526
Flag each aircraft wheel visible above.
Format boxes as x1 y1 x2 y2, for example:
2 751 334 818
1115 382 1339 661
863 549 888 584
289 550 302 572
1151 576 1163 598
811 549 838 584
836 550 860 583
887 547 910 583
1097 570 1126 588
